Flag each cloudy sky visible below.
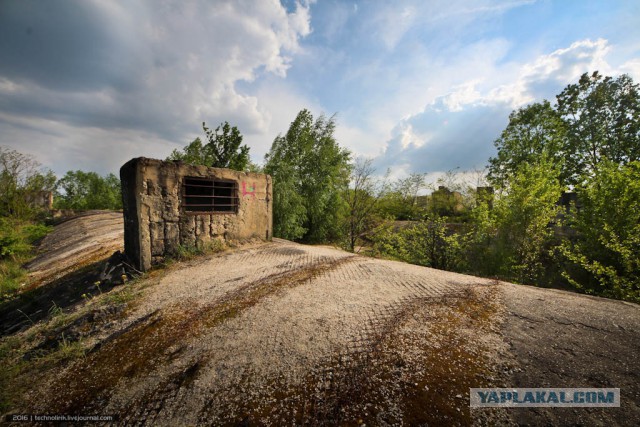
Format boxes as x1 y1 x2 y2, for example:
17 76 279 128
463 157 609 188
1 0 639 179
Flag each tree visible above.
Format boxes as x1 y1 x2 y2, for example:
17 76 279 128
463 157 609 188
488 157 563 284
488 100 567 188
377 172 427 220
0 146 56 218
489 72 640 188
556 72 640 184
557 160 640 302
265 109 351 242
345 157 382 252
167 121 251 171
203 121 250 170
166 137 214 166
55 171 122 210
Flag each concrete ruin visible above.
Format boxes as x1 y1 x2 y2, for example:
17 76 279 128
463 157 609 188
120 157 272 271
25 190 53 211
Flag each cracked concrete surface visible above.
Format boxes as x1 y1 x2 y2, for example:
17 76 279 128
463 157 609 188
501 283 640 426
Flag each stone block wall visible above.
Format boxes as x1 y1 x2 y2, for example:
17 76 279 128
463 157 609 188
120 157 272 271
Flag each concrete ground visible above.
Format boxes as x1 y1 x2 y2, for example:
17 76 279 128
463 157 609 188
2 214 638 425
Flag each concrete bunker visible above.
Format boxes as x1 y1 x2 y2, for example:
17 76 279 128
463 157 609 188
120 157 272 271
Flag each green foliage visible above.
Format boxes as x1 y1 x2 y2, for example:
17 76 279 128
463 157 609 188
270 164 307 240
488 158 563 284
557 161 640 302
488 101 566 188
0 218 52 298
373 161 562 284
371 217 468 272
167 137 213 165
0 260 27 299
54 171 122 210
0 218 51 260
489 72 640 188
557 72 640 184
344 157 383 251
203 121 250 170
265 109 351 243
377 173 427 220
0 146 56 219
168 122 251 171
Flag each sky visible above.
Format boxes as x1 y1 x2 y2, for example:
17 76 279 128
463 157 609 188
1 0 639 181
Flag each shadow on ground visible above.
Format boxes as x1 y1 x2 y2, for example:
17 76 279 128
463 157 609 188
0 259 122 336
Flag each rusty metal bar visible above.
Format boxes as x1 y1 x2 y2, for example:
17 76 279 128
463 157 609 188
182 177 238 213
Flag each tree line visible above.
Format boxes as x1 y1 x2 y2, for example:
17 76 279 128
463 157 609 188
371 72 639 303
0 146 123 218
2 71 637 303
166 71 638 302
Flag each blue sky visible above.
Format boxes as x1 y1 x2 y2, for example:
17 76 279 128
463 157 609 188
1 0 639 180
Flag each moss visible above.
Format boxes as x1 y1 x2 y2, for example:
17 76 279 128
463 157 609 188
20 256 355 416
214 284 507 425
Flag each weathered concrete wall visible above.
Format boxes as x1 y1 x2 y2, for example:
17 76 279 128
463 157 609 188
25 191 53 211
120 157 272 271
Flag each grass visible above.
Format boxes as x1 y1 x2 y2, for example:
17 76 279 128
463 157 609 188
1 233 239 415
0 237 198 414
0 260 28 298
0 281 139 414
0 217 53 300
170 239 225 262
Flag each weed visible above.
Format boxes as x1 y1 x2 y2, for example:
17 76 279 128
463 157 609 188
103 286 136 306
0 218 53 300
53 334 86 362
0 260 27 298
48 301 64 318
170 239 225 262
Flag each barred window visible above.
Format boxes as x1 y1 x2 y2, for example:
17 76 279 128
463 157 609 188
182 177 238 213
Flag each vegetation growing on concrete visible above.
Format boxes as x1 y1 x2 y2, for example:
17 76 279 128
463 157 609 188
190 285 512 425
0 218 52 299
7 254 355 416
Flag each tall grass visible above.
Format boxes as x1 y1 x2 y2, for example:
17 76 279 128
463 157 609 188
0 217 52 299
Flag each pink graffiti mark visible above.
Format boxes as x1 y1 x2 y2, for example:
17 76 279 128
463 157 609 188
241 182 256 198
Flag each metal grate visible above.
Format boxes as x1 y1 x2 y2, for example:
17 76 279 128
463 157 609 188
182 177 238 214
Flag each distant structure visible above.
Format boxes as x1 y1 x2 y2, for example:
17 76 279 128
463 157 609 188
26 190 53 211
120 158 272 271
430 186 465 216
475 186 494 210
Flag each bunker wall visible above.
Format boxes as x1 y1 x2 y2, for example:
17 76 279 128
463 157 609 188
120 157 272 271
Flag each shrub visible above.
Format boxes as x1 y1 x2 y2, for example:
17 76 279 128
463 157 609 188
557 161 640 302
0 218 52 299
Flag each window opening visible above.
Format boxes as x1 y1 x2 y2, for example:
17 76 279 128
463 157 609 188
182 177 238 213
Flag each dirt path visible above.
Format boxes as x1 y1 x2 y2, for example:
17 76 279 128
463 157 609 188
3 214 639 425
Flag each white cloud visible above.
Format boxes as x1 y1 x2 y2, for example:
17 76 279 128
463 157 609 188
440 81 484 112
0 0 312 173
484 38 613 108
374 38 630 175
620 58 640 81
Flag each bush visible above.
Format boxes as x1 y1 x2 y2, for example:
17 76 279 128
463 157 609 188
484 158 562 284
54 171 122 210
557 161 640 302
371 217 468 272
0 218 52 299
